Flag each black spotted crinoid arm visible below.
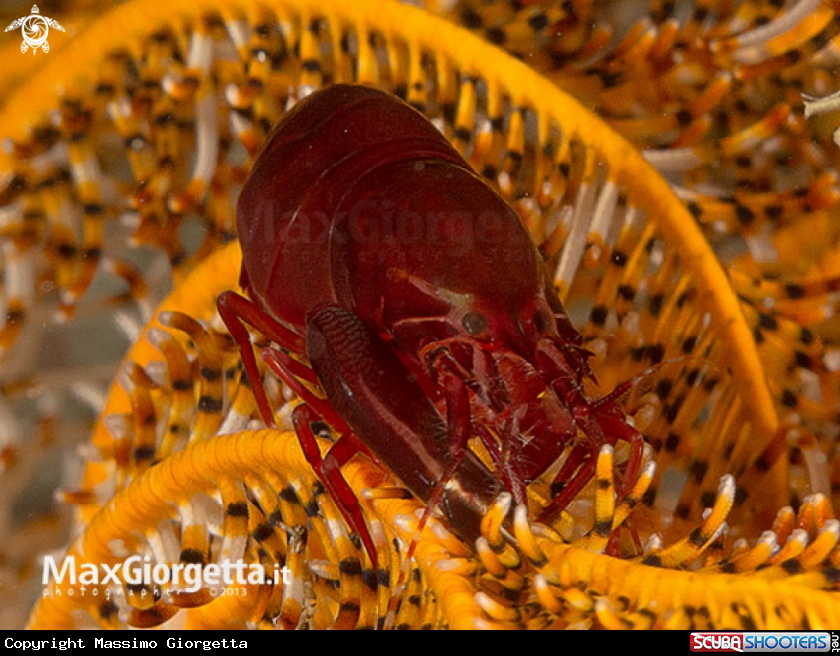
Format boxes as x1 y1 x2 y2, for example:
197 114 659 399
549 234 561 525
1 0 839 629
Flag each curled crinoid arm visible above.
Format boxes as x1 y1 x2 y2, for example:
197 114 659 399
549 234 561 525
32 428 498 630
473 473 840 630
6 0 840 631
429 0 840 292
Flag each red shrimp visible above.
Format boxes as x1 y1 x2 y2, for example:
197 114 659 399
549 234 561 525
218 84 643 569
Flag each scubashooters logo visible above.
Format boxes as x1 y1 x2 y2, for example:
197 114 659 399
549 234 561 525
5 5 64 54
690 632 833 653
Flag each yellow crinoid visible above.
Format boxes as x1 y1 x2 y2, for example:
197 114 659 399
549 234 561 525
2 0 839 630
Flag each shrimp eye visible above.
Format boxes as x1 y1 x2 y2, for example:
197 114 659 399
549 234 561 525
533 309 552 334
462 310 489 336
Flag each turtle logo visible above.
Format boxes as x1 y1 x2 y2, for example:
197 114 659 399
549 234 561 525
5 5 64 55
